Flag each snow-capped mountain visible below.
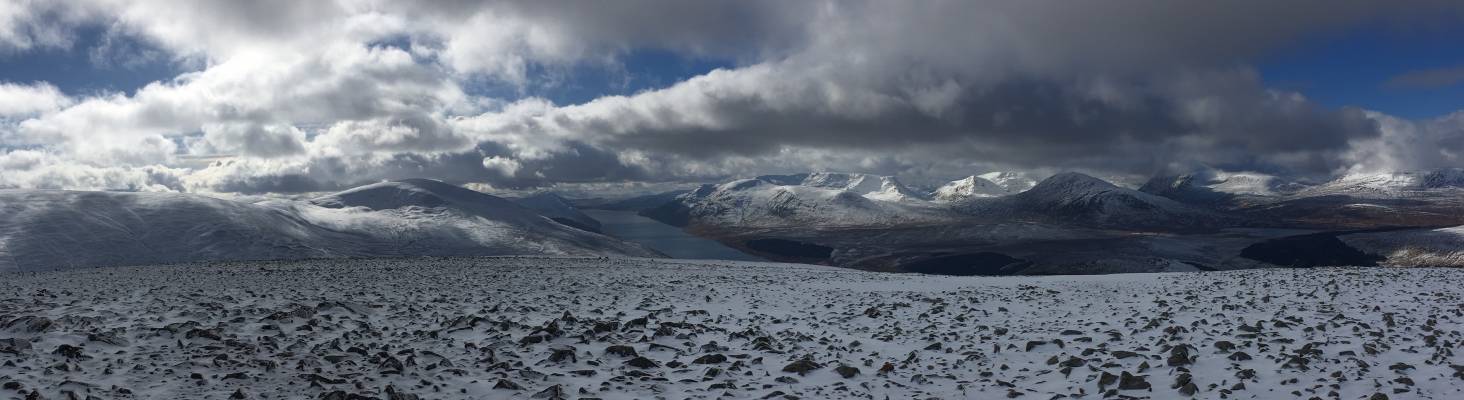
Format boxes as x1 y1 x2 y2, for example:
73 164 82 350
978 171 1039 193
1420 168 1464 189
642 173 952 229
0 179 655 271
1298 168 1464 198
509 191 603 233
1302 172 1423 197
932 175 1007 201
302 179 648 254
775 172 925 201
978 172 1231 230
1141 170 1307 205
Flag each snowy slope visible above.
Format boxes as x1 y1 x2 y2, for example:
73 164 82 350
0 180 654 271
1144 168 1464 205
1141 171 1306 202
777 172 924 201
0 189 349 271
1421 168 1464 189
932 175 1007 201
1298 168 1464 198
1 257 1458 399
975 172 1232 230
1341 225 1464 267
299 179 651 256
642 174 953 229
979 171 1039 193
510 191 604 232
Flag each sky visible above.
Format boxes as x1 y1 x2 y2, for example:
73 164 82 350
0 0 1462 194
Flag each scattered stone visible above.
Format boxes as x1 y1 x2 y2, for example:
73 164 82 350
625 357 659 369
605 345 637 358
782 358 823 375
1118 372 1150 390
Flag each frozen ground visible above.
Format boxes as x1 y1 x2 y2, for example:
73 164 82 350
1 257 1460 399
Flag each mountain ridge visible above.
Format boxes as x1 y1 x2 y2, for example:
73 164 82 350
0 179 655 271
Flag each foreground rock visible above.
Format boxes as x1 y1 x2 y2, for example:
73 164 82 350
0 257 1460 399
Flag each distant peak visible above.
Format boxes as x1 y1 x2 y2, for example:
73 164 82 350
384 178 460 191
977 171 1039 192
1422 168 1464 188
312 178 500 210
392 178 446 185
801 172 905 187
1036 172 1116 189
933 175 1005 201
523 191 570 201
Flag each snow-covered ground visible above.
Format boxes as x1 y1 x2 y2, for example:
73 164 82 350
1 257 1458 399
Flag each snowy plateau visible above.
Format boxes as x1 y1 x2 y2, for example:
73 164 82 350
1 257 1461 400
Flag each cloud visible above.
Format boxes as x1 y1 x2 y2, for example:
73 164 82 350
0 149 184 191
1 0 1463 193
1384 65 1464 89
0 82 70 116
0 0 103 53
456 60 1377 178
481 156 521 178
1343 111 1464 174
191 122 307 158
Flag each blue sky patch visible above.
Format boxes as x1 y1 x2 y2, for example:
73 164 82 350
1259 22 1464 119
465 48 735 106
0 25 188 97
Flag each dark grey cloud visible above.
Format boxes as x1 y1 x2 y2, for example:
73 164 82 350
407 0 817 60
465 64 1381 181
451 0 1464 185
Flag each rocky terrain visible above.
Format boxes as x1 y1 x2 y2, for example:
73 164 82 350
1 257 1459 399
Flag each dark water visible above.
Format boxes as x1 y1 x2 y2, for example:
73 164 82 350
744 239 833 260
900 252 1028 276
1240 228 1396 267
583 210 764 261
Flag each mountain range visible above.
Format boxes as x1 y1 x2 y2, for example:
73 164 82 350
636 168 1464 274
0 179 656 271
641 173 955 229
7 167 1462 274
